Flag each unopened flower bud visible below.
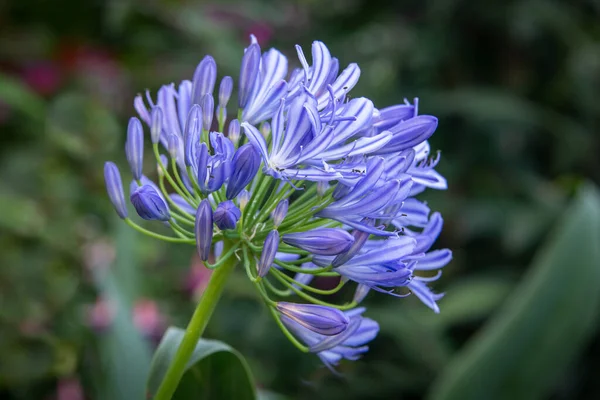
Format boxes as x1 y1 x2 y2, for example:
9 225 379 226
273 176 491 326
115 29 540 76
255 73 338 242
258 230 279 277
272 199 288 227
214 200 241 230
226 143 260 199
277 302 349 336
195 199 213 261
104 162 128 219
218 76 233 108
130 185 170 221
125 117 144 180
192 55 217 104
282 228 354 256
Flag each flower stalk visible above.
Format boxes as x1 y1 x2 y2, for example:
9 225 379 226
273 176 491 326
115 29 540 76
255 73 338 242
153 240 238 400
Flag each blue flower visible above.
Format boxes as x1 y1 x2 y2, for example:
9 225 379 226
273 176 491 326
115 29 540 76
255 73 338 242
276 302 349 336
108 36 451 368
281 307 379 368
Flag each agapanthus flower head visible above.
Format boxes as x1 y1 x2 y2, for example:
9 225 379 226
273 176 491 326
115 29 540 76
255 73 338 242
104 37 451 368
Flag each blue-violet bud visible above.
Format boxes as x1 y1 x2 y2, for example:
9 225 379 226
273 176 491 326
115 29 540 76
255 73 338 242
238 43 260 108
130 185 170 221
213 200 241 230
228 119 241 146
272 199 288 227
258 230 279 277
150 107 163 144
282 228 355 256
125 117 144 180
104 162 128 219
192 55 217 104
218 76 233 108
167 134 179 160
201 94 214 132
226 143 261 199
276 302 349 336
195 199 213 261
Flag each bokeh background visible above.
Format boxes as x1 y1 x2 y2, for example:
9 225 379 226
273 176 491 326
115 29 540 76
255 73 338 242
1 0 600 399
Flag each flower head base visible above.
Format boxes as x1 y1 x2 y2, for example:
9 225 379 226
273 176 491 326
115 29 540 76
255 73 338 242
104 37 451 368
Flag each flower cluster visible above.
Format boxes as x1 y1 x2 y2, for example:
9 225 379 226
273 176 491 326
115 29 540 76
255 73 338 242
104 36 451 368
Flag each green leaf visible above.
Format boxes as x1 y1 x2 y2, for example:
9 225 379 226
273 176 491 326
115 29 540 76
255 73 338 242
147 327 257 399
429 184 600 400
93 220 153 400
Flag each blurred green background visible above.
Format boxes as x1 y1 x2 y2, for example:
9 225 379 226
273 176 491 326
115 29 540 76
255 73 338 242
1 0 600 399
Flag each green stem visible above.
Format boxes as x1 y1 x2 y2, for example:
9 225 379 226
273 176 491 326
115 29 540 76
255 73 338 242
153 240 238 400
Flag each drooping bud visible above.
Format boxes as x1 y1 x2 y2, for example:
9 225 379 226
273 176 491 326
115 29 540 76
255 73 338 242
258 230 279 277
213 200 241 230
125 117 144 180
130 185 170 221
192 55 217 104
104 162 128 219
282 228 355 256
277 302 349 336
238 189 250 210
195 199 213 261
332 219 373 267
201 94 214 131
218 76 233 108
150 107 163 144
228 119 241 146
238 43 261 108
167 134 179 159
271 199 288 227
226 143 260 199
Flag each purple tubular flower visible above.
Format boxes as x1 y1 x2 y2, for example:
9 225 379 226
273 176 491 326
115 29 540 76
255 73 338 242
276 302 349 336
282 228 354 256
272 199 288 227
192 55 217 104
201 94 214 131
150 107 163 144
281 308 379 367
226 143 261 199
213 200 241 230
372 116 438 155
125 117 144 180
238 42 261 108
104 162 128 219
130 185 170 221
195 199 213 261
218 76 233 108
258 230 279 277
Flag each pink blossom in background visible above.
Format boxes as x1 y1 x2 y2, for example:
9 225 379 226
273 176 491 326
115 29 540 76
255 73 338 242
133 299 165 339
245 21 273 45
21 61 62 96
56 378 84 400
184 254 214 301
85 297 115 332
